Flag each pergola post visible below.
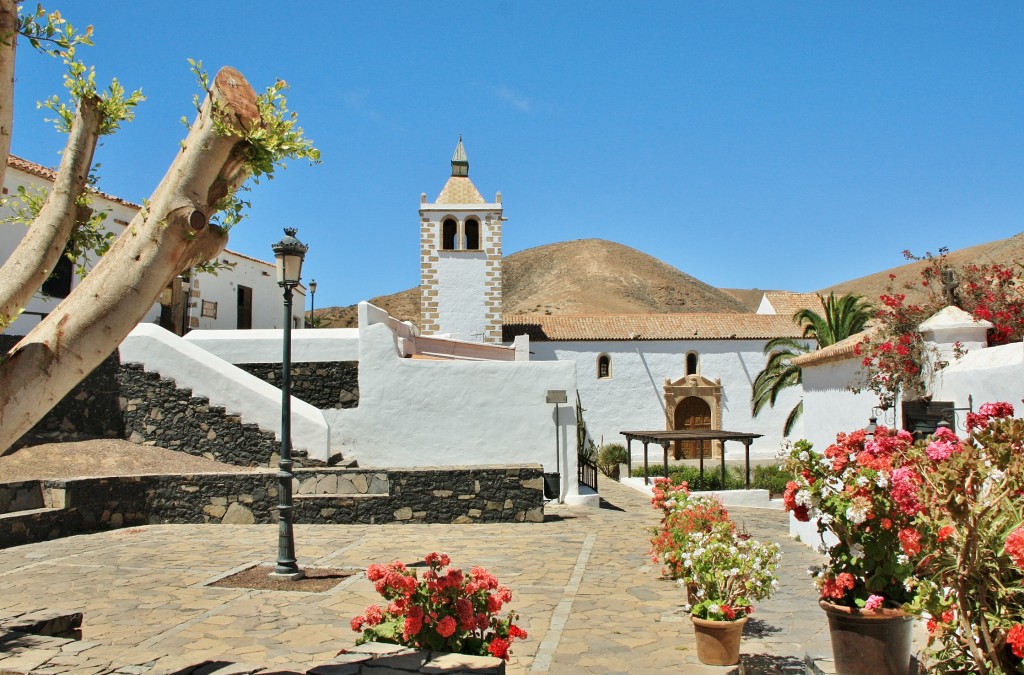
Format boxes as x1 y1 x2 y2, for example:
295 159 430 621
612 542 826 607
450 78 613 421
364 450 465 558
643 440 650 485
743 438 752 489
661 441 670 481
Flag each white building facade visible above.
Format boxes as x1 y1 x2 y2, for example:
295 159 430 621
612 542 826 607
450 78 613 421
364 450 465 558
1 155 304 336
503 314 811 461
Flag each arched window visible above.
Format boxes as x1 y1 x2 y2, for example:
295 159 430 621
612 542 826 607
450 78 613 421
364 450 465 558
686 352 699 376
464 218 480 250
441 218 458 250
597 354 611 379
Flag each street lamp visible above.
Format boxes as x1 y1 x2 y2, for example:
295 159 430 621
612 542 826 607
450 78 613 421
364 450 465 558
309 279 317 328
270 227 308 580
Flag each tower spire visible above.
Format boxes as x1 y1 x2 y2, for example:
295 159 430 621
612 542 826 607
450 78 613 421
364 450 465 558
451 136 469 177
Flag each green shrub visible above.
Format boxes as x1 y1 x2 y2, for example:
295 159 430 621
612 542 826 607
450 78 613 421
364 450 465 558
597 443 629 478
630 463 795 493
750 464 795 496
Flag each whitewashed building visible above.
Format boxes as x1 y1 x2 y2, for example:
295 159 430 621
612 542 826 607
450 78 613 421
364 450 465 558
1 155 305 336
502 314 811 461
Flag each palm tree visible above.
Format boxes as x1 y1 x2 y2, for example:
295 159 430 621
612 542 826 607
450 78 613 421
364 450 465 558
794 292 873 346
752 293 873 436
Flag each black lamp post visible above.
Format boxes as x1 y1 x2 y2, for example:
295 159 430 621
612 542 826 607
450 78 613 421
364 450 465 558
309 279 317 328
270 227 308 580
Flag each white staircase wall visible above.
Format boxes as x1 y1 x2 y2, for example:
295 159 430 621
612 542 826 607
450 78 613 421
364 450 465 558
120 324 331 461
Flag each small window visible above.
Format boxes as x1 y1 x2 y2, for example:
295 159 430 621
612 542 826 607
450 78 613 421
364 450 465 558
201 300 218 319
686 352 699 376
597 354 611 379
442 219 458 250
465 219 480 250
41 254 73 299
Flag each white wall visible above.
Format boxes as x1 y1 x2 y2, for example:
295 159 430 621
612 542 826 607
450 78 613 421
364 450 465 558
800 358 894 450
323 303 582 500
526 339 808 460
931 341 1024 412
185 328 360 363
433 251 489 341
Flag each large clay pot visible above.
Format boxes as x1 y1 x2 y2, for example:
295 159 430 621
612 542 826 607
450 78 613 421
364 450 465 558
820 600 915 675
691 615 747 666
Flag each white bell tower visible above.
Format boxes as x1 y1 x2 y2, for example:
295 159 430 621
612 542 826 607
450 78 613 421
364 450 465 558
419 138 504 343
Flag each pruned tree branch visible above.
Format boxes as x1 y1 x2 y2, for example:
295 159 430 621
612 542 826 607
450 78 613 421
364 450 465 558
0 93 101 323
0 67 260 454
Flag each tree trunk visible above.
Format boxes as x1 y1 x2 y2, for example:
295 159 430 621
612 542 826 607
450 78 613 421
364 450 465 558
0 67 260 454
0 0 16 190
0 94 101 324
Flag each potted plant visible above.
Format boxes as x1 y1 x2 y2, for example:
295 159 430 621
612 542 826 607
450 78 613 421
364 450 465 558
351 552 527 662
784 427 923 675
649 478 733 589
902 403 1024 674
675 521 781 666
597 443 629 480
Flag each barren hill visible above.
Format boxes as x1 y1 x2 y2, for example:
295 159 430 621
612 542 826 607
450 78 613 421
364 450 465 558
820 233 1024 303
316 238 750 328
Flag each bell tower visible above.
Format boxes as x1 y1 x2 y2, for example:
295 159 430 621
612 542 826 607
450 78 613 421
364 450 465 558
419 138 504 343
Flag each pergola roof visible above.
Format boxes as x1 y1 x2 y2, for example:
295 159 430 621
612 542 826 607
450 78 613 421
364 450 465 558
620 429 763 444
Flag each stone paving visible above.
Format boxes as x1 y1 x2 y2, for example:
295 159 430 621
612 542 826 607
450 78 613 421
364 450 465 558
0 480 913 674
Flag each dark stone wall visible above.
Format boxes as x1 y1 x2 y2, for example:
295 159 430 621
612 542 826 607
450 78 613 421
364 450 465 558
117 363 280 467
0 465 545 548
235 361 359 410
2 335 125 446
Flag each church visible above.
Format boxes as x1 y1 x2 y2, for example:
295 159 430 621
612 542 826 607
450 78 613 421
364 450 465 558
416 139 812 460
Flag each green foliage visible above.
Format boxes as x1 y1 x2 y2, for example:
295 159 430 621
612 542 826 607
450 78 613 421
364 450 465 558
794 292 873 346
14 4 93 56
187 59 320 233
597 443 628 478
631 463 794 494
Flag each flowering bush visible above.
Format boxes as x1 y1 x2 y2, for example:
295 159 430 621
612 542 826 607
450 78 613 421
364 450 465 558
784 427 924 609
900 403 1024 674
351 552 526 661
649 478 733 579
853 249 1024 409
676 521 781 621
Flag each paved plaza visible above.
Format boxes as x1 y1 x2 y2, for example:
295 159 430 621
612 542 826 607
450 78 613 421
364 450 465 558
0 479 881 674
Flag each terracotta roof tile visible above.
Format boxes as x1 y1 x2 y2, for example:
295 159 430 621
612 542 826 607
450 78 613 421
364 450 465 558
790 329 875 367
761 291 824 317
436 176 485 204
502 313 806 341
8 154 140 208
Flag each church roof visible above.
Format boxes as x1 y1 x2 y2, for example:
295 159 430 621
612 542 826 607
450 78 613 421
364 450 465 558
436 176 486 204
502 313 806 341
760 291 824 317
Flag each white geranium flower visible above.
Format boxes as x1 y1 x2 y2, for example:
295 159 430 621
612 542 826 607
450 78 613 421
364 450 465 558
708 604 721 615
897 554 909 565
795 490 813 507
856 476 869 487
849 544 864 559
846 501 869 525
799 450 810 462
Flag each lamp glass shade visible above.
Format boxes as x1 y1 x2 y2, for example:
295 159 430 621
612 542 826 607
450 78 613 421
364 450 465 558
272 228 308 285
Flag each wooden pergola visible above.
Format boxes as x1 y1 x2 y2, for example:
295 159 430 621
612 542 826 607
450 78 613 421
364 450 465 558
620 429 764 488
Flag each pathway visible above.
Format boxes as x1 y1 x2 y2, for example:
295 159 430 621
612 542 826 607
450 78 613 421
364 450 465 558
0 480 879 674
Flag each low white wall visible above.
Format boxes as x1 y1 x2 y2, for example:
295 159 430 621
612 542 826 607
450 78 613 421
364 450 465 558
620 478 779 509
120 324 331 460
184 328 360 363
790 512 839 552
324 303 582 501
931 341 1024 411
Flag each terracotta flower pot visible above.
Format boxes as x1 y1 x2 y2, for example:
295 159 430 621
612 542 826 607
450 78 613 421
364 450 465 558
819 600 915 675
691 615 747 666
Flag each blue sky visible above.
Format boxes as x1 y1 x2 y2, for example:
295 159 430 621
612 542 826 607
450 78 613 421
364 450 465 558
11 2 1024 309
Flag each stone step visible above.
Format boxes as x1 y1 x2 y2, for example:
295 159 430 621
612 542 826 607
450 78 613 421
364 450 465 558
0 608 83 638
